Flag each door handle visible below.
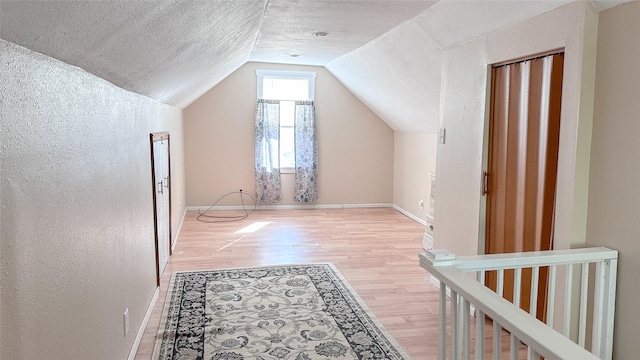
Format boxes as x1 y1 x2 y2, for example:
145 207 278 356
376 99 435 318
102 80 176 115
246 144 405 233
482 171 489 196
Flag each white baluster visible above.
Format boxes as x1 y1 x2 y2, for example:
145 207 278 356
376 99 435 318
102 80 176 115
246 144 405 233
563 264 573 337
592 261 605 356
439 281 447 360
579 262 589 347
475 309 485 360
493 322 501 360
546 265 557 328
530 266 539 316
452 290 460 360
463 298 470 360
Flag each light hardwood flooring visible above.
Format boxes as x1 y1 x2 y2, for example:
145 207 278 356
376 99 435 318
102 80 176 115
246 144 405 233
134 208 523 359
134 208 440 359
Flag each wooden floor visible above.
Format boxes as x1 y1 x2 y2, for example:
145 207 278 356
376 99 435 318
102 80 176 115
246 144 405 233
134 208 441 359
134 208 525 359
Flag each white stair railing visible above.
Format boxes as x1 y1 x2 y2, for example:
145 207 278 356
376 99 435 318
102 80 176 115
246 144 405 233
419 247 618 360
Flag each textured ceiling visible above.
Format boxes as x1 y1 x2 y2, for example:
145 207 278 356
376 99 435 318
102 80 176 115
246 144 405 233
0 0 633 132
250 1 438 65
0 0 436 108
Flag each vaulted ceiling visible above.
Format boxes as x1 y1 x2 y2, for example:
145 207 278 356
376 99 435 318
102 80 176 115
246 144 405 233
0 0 631 132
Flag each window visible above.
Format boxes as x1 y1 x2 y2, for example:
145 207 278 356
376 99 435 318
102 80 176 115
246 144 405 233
257 70 316 169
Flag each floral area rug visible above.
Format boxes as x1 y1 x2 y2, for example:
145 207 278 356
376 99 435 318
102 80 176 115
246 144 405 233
152 264 412 360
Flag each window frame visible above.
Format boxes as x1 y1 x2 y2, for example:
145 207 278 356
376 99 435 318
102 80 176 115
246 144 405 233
256 70 316 173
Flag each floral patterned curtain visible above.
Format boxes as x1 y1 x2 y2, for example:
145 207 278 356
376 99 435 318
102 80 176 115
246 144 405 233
255 99 281 203
294 101 318 202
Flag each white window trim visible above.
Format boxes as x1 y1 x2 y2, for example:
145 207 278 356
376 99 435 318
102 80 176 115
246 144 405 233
256 69 316 172
256 69 316 101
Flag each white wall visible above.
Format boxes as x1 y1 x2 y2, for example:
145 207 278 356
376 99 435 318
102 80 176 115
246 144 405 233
0 40 185 359
326 20 443 133
184 62 394 207
587 2 640 359
434 1 598 256
393 132 438 221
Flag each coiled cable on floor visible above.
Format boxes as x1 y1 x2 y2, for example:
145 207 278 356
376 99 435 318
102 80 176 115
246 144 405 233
196 190 257 223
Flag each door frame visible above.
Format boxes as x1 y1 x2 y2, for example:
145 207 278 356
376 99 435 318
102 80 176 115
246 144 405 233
150 132 172 286
478 65 494 255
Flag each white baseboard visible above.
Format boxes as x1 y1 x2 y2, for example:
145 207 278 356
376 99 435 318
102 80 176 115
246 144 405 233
128 286 160 360
172 207 187 253
423 232 434 250
188 203 393 211
342 203 393 209
392 205 427 226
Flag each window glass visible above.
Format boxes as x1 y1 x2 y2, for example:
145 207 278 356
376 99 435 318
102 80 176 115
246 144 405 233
257 70 315 170
279 101 295 168
280 101 295 127
280 126 294 168
262 78 309 101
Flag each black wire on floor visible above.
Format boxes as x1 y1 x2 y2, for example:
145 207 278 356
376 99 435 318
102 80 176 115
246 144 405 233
196 190 257 223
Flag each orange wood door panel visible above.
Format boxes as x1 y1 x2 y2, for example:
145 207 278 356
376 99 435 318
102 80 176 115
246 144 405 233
485 53 564 320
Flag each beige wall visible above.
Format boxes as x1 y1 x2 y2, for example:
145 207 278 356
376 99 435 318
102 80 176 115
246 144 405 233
393 132 438 221
434 1 599 256
0 40 186 359
587 2 640 359
184 62 394 207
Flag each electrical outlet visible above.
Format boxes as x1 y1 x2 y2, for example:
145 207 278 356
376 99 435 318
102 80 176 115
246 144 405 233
124 308 130 336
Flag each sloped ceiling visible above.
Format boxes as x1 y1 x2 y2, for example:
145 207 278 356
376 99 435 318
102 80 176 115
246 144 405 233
0 0 435 109
326 0 576 132
0 0 632 133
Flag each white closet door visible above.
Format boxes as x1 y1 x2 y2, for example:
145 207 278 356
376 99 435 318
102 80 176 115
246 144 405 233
154 139 170 275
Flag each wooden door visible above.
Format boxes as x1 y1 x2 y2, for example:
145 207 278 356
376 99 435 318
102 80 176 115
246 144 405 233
484 52 564 320
151 133 172 285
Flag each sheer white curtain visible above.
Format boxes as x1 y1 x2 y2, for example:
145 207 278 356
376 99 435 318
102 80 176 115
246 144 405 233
255 99 281 203
294 101 318 202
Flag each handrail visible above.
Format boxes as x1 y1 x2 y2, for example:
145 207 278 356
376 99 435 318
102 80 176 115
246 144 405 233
420 251 602 360
426 247 618 271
